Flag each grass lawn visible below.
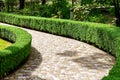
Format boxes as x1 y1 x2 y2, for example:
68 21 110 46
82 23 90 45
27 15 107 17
0 38 12 51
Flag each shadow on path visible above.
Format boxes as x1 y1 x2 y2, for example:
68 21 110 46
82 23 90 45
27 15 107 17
3 47 46 80
57 50 79 57
72 52 115 70
57 50 115 70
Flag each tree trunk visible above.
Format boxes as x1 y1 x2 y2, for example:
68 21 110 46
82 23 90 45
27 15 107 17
0 0 4 11
41 0 46 5
19 0 25 10
113 0 120 26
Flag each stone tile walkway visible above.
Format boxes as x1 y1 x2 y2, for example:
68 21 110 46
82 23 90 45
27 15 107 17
0 23 115 80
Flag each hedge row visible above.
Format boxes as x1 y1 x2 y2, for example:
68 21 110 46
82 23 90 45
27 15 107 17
0 12 120 80
0 25 32 77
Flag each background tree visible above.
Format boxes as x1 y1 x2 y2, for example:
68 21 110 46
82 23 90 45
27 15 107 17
19 0 25 10
2 0 17 12
113 0 120 26
0 0 4 11
41 0 46 5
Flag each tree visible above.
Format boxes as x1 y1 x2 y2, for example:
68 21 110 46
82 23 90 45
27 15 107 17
19 0 25 10
0 0 4 11
113 0 120 26
41 0 46 5
2 0 17 12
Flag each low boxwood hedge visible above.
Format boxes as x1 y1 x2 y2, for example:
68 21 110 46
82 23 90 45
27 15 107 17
0 25 32 78
0 12 120 80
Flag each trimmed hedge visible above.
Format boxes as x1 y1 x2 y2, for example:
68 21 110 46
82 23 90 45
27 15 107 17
0 12 120 80
0 25 32 77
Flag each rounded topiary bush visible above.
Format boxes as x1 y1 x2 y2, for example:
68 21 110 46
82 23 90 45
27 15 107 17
0 25 32 77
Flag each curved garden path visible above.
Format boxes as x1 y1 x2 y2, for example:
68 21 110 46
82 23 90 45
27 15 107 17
0 23 115 80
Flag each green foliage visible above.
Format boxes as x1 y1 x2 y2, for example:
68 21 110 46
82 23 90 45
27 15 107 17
73 5 91 21
51 0 70 19
2 0 18 3
38 4 52 17
81 0 93 5
1 0 115 24
19 1 70 19
0 25 32 77
108 7 115 16
81 0 113 5
0 12 120 80
73 3 115 24
19 4 52 17
2 0 18 12
78 0 120 26
88 14 107 23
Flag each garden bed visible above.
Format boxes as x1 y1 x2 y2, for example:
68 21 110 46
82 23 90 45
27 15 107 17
0 12 120 80
0 25 32 78
0 38 12 51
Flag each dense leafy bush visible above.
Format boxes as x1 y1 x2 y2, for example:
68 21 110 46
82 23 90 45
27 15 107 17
0 25 32 77
2 0 18 12
19 3 52 17
0 12 120 80
73 3 115 24
73 5 91 21
51 0 70 19
18 0 70 19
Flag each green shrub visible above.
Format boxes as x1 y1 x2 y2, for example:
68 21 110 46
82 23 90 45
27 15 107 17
73 5 91 21
18 0 70 19
0 12 120 80
51 0 70 19
19 4 52 17
73 4 114 24
0 25 32 77
88 14 107 23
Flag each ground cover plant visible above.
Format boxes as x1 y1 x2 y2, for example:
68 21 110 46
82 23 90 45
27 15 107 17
0 25 32 78
0 12 120 80
0 38 12 51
